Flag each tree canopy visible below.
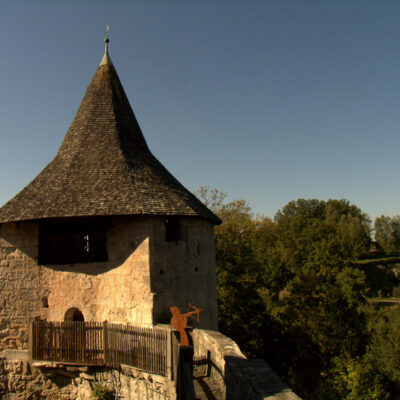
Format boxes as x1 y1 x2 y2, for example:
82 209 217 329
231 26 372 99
196 187 400 400
374 215 400 254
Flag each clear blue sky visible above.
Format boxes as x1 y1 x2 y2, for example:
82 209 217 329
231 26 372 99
1 1 400 222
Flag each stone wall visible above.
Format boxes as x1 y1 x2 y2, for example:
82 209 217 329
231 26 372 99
0 357 175 400
191 329 301 400
0 222 44 350
0 215 218 350
41 216 153 326
0 216 154 350
150 217 218 330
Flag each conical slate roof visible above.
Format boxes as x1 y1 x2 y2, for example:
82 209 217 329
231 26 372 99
0 47 220 224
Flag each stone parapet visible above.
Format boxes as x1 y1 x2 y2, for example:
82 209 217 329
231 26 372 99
191 329 301 400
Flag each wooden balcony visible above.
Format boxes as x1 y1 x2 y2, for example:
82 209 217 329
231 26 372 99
29 320 171 377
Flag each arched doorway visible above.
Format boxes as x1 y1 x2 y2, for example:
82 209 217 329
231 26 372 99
63 308 86 362
64 307 84 322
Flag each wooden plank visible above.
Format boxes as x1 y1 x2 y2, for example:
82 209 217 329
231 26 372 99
151 328 154 374
93 322 96 364
91 323 93 365
122 324 125 366
92 322 95 364
81 321 84 363
123 324 126 366
91 322 94 364
33 321 36 360
32 321 36 360
103 321 108 366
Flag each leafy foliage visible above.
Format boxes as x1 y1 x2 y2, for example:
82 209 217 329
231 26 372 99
316 354 391 400
368 306 400 385
91 383 115 400
196 187 400 399
374 215 400 254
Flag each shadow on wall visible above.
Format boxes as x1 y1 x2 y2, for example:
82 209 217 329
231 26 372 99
0 221 39 260
1 216 149 277
194 353 301 400
225 356 300 400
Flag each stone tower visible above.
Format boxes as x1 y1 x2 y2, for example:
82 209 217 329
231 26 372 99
0 43 220 350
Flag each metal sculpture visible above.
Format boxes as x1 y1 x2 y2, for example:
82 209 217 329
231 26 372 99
170 304 202 346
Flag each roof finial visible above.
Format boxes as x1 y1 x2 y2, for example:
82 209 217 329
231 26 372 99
100 25 113 66
104 24 110 53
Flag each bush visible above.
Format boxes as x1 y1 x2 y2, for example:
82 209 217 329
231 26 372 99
92 383 115 400
392 286 400 298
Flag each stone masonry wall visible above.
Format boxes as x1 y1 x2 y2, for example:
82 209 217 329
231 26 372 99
0 216 154 350
0 222 44 350
191 329 301 400
0 215 218 350
41 216 153 326
0 358 175 400
149 217 218 330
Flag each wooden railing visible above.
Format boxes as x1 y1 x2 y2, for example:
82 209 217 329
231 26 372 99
30 320 170 376
105 323 169 376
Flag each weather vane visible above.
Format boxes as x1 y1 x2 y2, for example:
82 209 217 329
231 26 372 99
105 24 110 43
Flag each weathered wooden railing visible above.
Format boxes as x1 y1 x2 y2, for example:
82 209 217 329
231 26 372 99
31 321 104 365
105 323 169 376
30 320 170 376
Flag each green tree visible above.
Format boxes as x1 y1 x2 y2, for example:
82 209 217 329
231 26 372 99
368 305 400 387
374 215 400 254
196 187 281 357
196 190 383 399
266 200 372 397
316 354 390 400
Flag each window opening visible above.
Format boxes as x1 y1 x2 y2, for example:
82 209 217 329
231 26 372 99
41 297 49 308
165 217 181 242
38 218 108 265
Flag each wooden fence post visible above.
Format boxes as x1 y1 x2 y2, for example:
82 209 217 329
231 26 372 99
103 321 108 365
28 319 34 362
166 329 172 381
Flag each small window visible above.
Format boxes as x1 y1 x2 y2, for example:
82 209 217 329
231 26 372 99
165 217 181 242
38 218 108 265
41 297 49 308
